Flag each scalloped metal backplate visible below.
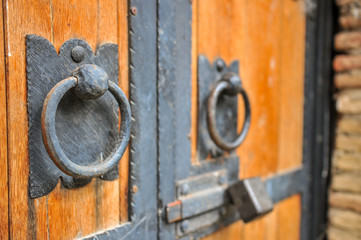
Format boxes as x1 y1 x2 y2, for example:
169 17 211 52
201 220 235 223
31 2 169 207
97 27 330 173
197 55 239 160
26 35 120 198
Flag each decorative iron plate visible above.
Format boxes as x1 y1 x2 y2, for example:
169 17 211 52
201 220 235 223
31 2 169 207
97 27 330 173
197 56 239 159
26 35 119 198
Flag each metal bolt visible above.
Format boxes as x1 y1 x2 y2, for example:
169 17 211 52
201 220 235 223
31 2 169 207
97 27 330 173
130 7 137 16
216 59 225 72
180 220 189 233
218 175 226 185
71 46 85 63
219 207 227 216
180 184 190 195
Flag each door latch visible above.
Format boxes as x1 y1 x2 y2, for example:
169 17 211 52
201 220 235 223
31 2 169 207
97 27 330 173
228 177 274 223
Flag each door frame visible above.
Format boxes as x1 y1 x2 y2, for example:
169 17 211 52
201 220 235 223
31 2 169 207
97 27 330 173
301 0 334 239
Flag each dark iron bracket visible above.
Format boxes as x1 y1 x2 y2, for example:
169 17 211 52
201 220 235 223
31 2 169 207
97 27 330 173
197 56 240 159
26 35 125 198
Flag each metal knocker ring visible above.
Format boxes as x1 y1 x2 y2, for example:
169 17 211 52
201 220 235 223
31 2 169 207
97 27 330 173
41 64 131 179
207 73 251 151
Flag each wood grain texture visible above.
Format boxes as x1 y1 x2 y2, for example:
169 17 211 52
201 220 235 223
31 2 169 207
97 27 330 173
4 0 52 238
196 0 282 178
0 0 8 237
236 0 282 177
191 0 198 163
202 221 243 240
4 0 128 238
47 1 117 238
278 195 301 240
195 0 305 239
277 0 305 170
118 0 129 222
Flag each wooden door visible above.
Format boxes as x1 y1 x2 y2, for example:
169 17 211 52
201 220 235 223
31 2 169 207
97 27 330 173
196 0 305 239
157 0 332 239
1 0 158 239
0 0 331 239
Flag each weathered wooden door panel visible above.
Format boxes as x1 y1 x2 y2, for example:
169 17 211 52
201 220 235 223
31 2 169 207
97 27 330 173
155 0 321 239
3 0 158 239
0 1 8 238
1 0 331 239
192 0 306 239
5 1 128 238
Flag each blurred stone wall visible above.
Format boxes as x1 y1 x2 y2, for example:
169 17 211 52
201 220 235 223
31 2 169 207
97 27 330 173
328 1 361 239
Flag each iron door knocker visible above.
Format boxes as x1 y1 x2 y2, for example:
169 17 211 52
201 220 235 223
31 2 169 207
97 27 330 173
207 72 251 151
42 64 131 179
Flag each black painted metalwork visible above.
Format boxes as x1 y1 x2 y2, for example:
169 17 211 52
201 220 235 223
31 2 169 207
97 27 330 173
41 64 131 179
207 72 251 151
26 35 122 198
301 0 334 239
228 177 273 223
157 0 193 239
197 56 239 158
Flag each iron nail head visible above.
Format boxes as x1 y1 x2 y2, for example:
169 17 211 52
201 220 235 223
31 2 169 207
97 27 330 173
130 7 137 16
181 220 189 233
71 46 85 63
180 184 190 195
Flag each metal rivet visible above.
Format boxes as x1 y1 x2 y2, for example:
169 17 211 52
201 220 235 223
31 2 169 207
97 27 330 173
132 185 138 193
71 46 85 63
216 59 225 72
219 206 227 216
130 7 137 16
180 220 189 233
180 184 190 195
218 175 226 185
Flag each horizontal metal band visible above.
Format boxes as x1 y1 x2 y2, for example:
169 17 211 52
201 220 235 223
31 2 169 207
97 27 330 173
173 168 306 238
265 168 305 203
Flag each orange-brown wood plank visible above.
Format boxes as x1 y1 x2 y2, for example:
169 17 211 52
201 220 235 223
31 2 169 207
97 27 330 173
195 0 282 177
118 0 130 223
236 0 282 179
47 1 101 237
34 197 49 240
196 0 305 239
4 0 128 238
191 0 198 163
277 195 301 240
4 0 52 238
196 0 283 239
277 0 306 170
46 0 122 238
275 1 305 238
202 221 243 240
0 0 8 237
96 0 120 229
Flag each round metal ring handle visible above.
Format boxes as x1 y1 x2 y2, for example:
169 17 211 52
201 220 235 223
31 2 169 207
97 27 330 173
41 64 131 179
207 75 251 151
